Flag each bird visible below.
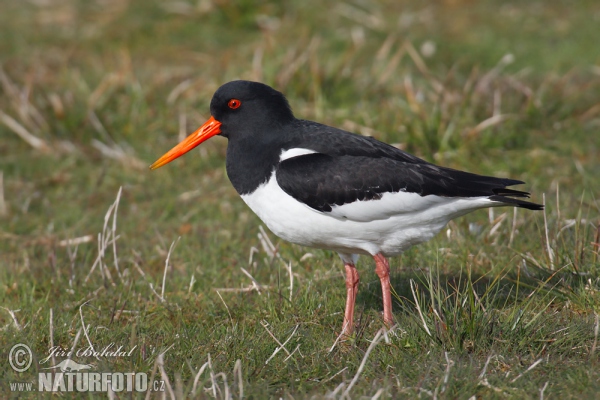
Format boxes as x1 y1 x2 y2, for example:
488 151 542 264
150 80 543 335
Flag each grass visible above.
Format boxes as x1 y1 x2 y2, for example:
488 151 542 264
1 0 599 398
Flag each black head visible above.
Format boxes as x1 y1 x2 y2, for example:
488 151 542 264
149 80 295 171
210 80 295 139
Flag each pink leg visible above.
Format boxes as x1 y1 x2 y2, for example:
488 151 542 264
342 262 360 335
373 253 393 326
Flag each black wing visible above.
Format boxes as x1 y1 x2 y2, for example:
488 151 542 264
276 153 543 213
289 120 425 163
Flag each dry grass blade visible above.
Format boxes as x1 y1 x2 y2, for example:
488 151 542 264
161 237 180 301
260 321 292 357
328 323 350 353
58 235 94 247
190 353 243 398
167 79 193 105
111 186 122 280
284 344 301 362
251 46 264 82
510 358 544 383
0 111 48 150
91 139 146 170
342 328 386 398
478 378 505 394
67 327 83 365
591 312 599 358
542 194 555 269
489 212 508 238
208 353 217 397
403 75 423 116
240 267 263 294
0 66 48 131
509 207 518 246
410 279 432 336
593 223 600 265
248 246 259 265
328 381 347 398
213 285 273 293
79 300 96 357
188 274 196 295
336 3 384 31
377 45 406 86
85 187 123 284
216 290 233 326
475 53 514 93
233 359 244 400
478 353 494 379
374 33 396 62
88 73 124 110
371 388 385 399
285 260 293 302
0 171 6 216
1 307 22 330
258 225 277 259
261 322 299 364
191 359 210 396
47 92 65 119
404 40 438 87
178 108 187 141
249 226 296 300
440 352 455 394
276 36 320 88
467 114 513 137
144 344 175 400
49 308 56 369
539 381 549 400
156 353 176 400
323 367 348 384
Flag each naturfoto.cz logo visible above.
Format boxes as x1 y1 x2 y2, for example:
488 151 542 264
8 343 165 393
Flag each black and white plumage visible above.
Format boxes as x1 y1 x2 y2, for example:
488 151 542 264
151 80 542 335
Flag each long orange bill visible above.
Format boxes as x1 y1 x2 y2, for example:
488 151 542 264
150 116 222 170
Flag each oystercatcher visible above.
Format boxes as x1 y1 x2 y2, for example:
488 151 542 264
151 80 543 335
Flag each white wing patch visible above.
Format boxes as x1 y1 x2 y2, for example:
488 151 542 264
327 191 496 223
279 148 317 161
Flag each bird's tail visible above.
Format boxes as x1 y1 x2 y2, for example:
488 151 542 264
489 187 544 210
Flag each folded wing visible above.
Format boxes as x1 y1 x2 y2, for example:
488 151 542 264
276 153 542 222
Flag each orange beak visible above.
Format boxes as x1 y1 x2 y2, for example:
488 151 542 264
150 116 222 170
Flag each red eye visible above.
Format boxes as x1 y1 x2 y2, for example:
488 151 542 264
228 99 241 109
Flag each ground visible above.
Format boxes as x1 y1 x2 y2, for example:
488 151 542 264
1 0 599 398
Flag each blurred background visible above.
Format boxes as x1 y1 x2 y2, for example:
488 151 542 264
1 0 599 397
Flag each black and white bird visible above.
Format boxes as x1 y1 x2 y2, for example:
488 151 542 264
151 80 543 335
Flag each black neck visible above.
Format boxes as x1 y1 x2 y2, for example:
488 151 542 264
225 134 284 195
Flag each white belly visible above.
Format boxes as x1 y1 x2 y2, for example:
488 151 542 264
241 172 496 257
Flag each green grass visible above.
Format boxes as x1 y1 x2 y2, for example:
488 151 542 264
1 0 599 398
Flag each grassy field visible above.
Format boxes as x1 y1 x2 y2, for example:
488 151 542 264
1 0 599 398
